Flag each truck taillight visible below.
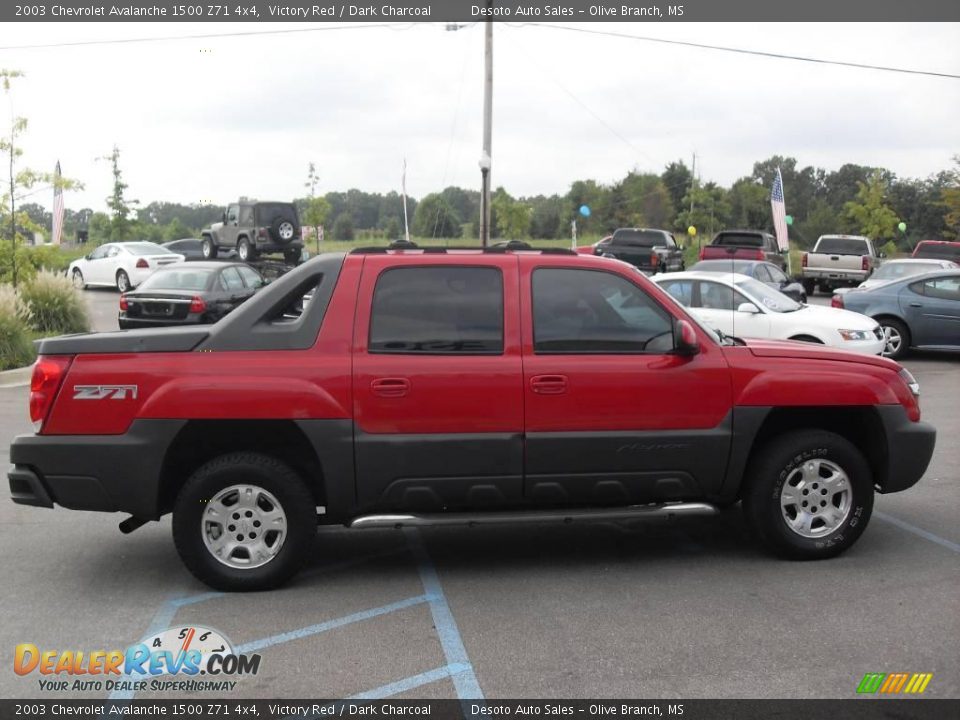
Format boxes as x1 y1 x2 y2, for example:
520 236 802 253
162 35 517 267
861 256 870 271
136 259 149 269
698 248 705 260
119 294 128 312
650 253 659 267
802 252 808 267
189 295 206 314
831 294 844 309
29 355 73 431
752 249 765 261
259 228 268 239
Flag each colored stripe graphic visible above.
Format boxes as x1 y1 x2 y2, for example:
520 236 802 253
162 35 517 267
857 673 885 694
857 672 932 694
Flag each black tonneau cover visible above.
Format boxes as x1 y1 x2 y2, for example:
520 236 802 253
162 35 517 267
34 253 346 356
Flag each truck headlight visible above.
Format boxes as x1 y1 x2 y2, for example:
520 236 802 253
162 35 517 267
838 329 871 341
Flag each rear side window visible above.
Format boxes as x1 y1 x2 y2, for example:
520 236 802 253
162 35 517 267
369 267 504 354
920 276 960 301
219 267 245 291
532 268 674 353
713 233 763 247
816 238 869 255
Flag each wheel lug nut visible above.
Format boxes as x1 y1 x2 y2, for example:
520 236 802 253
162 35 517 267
228 525 235 531
237 534 244 541
232 513 240 519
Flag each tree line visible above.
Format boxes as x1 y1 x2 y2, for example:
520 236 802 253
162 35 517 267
17 154 960 253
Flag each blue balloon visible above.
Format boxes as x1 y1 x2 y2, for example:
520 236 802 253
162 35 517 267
579 205 591 217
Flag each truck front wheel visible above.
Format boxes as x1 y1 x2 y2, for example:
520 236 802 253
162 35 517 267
742 430 873 560
172 452 316 591
201 236 217 259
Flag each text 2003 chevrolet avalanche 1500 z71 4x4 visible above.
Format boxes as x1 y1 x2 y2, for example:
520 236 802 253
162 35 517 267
9 246 936 590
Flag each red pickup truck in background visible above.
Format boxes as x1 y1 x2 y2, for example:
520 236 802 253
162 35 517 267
9 245 935 590
699 230 788 271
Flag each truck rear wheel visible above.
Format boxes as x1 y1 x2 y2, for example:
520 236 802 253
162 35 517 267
172 452 316 591
802 279 816 296
742 430 873 560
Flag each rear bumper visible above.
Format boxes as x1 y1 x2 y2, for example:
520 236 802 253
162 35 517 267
7 420 185 518
118 314 205 329
876 405 936 493
802 269 869 283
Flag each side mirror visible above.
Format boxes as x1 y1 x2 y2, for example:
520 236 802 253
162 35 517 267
673 319 701 356
737 302 761 314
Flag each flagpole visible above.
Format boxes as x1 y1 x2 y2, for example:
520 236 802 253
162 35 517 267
401 158 410 243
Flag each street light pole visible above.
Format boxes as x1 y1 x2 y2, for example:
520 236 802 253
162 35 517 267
479 10 493 247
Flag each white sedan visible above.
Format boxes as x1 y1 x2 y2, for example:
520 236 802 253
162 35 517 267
653 271 885 355
69 242 185 292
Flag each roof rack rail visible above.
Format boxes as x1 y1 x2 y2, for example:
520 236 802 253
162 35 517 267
349 243 577 256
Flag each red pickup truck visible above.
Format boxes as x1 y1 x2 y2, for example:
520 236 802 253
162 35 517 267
9 246 935 590
700 230 788 271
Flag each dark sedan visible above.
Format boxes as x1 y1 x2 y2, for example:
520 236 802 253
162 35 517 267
162 238 238 260
834 269 960 359
689 259 807 303
118 262 265 329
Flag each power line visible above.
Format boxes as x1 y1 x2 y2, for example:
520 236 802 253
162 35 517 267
525 24 960 80
0 23 417 52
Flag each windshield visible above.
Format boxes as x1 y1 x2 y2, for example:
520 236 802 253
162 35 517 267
815 237 869 255
612 230 670 247
138 268 213 291
125 242 175 256
873 262 943 280
736 278 801 313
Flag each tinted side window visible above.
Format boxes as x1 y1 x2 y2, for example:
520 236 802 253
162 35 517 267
660 279 694 306
237 266 264 288
220 267 244 291
532 268 674 354
754 265 772 282
698 281 742 311
923 276 960 301
369 267 503 354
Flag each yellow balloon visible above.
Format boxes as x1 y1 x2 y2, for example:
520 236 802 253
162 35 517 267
687 226 697 237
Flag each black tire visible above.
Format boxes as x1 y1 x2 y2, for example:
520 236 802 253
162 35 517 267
201 236 217 259
237 237 257 262
116 269 131 293
878 317 910 360
71 269 85 290
742 430 874 560
172 452 316 591
802 279 816 296
270 217 297 245
283 248 302 265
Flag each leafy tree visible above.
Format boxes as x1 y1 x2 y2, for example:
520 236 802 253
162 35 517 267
843 171 900 242
385 217 402 240
491 188 531 240
101 145 137 242
331 213 354 241
726 178 769 229
412 193 461 238
609 172 673 229
750 156 821 222
0 69 82 286
527 194 564 239
661 160 692 217
303 196 331 252
940 156 960 239
163 218 192 241
87 212 112 244
675 183 731 238
796 199 839 249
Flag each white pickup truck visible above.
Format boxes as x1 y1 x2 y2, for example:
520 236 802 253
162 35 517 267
801 235 884 295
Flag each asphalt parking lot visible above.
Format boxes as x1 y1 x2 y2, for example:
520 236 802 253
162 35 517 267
0 286 957 701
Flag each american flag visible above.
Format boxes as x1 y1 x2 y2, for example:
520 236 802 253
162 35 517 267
770 167 789 252
51 161 64 246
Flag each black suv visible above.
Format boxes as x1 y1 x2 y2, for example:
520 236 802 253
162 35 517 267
594 228 685 274
202 200 303 264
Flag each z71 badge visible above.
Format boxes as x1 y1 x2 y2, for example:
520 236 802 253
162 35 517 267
72 385 138 400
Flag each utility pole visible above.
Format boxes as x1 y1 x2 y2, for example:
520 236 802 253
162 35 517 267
479 5 493 248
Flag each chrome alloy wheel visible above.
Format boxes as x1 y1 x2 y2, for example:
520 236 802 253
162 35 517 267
278 221 295 240
779 459 852 538
202 484 288 569
881 325 903 357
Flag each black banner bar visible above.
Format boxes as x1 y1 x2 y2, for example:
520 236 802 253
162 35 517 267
1 700 958 720
4 0 959 24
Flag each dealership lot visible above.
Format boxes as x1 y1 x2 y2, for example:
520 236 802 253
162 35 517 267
1 288 957 700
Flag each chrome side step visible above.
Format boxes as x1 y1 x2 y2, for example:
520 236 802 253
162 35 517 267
347 502 718 530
